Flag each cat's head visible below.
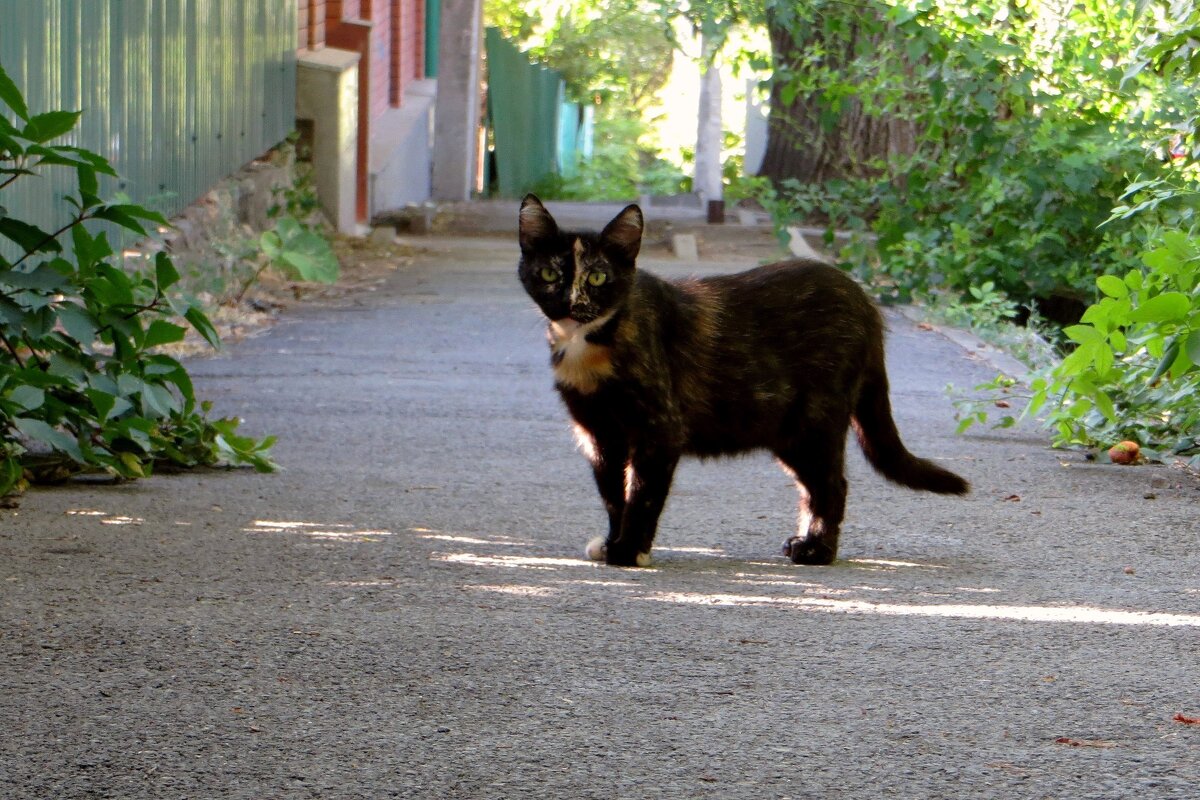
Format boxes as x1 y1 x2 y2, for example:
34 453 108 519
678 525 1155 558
517 194 643 323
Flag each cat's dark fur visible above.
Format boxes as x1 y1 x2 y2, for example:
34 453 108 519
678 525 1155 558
517 195 968 567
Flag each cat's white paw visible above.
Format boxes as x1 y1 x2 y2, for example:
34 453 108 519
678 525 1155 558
636 551 652 568
585 536 607 561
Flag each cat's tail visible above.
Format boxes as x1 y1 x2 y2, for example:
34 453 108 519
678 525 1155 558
852 371 969 495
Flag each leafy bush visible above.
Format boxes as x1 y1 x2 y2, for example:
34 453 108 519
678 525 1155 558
950 3 1200 463
760 0 1182 307
957 229 1200 466
1 64 275 498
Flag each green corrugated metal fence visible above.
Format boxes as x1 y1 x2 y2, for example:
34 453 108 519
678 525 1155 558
425 0 441 77
1 0 296 251
485 27 591 197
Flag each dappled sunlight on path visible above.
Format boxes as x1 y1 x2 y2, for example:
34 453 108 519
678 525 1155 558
278 521 1200 629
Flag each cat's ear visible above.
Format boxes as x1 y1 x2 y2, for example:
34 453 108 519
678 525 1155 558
600 204 643 262
519 194 558 252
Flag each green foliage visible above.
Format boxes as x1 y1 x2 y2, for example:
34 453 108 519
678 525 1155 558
957 232 1200 466
951 2 1200 462
219 144 340 304
760 0 1184 306
530 115 690 201
754 1 1200 459
0 64 276 497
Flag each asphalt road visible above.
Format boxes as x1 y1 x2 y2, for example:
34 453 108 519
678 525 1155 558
2 221 1199 799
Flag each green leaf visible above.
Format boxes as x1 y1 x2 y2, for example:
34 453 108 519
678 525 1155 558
1149 341 1180 385
259 230 282 259
1063 325 1103 345
1186 329 1200 367
0 218 62 254
12 417 84 462
0 64 30 120
1 264 69 291
56 145 118 176
46 353 88 385
184 306 221 349
1092 342 1114 378
142 383 179 417
1169 338 1193 381
143 320 186 348
117 451 147 478
280 248 339 284
1096 275 1128 299
1161 230 1195 261
0 456 23 496
1127 292 1190 324
1059 341 1099 375
7 385 45 411
1093 390 1116 424
154 252 180 291
86 389 116 422
22 110 81 143
55 303 98 346
76 163 98 201
92 205 148 237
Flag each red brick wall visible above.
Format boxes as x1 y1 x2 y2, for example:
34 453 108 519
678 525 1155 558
300 0 425 122
366 0 392 120
298 0 327 49
401 0 424 89
327 0 362 20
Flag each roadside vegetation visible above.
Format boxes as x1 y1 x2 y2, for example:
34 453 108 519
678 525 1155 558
0 65 339 500
742 0 1200 468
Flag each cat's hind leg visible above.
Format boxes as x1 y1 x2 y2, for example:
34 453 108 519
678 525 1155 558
775 435 848 566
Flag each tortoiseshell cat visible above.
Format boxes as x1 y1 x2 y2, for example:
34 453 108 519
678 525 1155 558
517 195 968 567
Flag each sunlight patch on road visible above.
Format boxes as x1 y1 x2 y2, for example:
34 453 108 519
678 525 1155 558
466 583 561 597
99 515 144 526
732 572 824 588
847 558 946 570
433 552 604 571
656 545 729 556
414 531 532 547
66 508 143 526
641 591 1200 627
247 520 396 540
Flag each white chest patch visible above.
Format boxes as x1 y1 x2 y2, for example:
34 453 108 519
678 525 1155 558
548 313 616 394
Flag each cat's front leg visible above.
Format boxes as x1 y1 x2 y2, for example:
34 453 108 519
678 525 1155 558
607 446 679 567
581 430 629 563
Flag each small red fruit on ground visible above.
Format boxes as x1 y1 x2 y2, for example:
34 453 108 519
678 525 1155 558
1108 441 1140 464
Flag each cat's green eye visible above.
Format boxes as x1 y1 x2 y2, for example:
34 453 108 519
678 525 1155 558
539 266 560 283
587 271 608 287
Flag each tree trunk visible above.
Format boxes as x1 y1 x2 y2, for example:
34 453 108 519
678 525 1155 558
693 35 724 203
757 4 917 187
